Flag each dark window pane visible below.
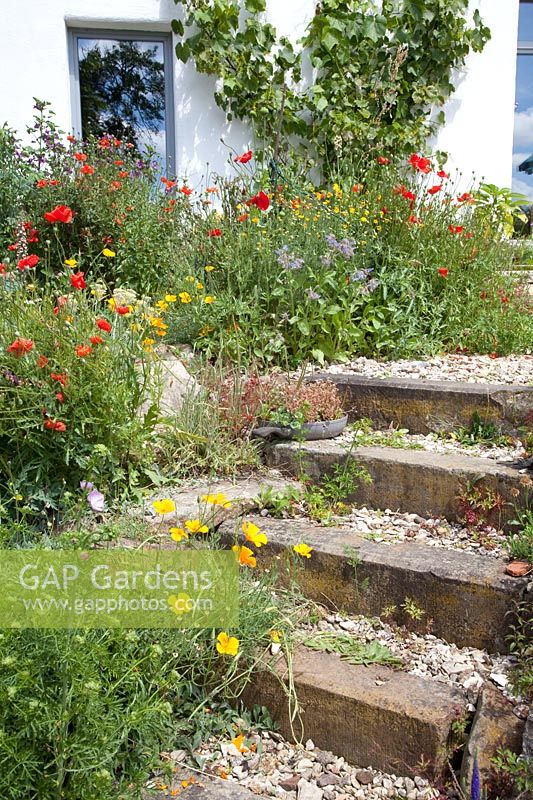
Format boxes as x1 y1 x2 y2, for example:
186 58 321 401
78 38 166 161
519 2 533 42
513 54 533 198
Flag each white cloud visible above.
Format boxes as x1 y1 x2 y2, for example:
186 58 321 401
513 106 533 149
511 176 533 201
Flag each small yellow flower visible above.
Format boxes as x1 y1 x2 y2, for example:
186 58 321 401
242 520 268 548
185 275 195 283
293 543 313 559
102 248 116 258
201 492 232 508
270 630 281 643
216 631 239 656
179 292 192 304
168 593 192 615
64 258 77 267
14 493 23 502
232 733 246 752
204 295 216 304
156 300 169 311
170 527 189 542
196 282 204 290
184 519 209 534
232 544 256 568
152 498 176 515
205 265 215 272
107 298 116 311
165 294 177 302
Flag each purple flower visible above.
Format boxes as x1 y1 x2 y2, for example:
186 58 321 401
470 756 481 800
87 489 106 513
324 233 356 259
275 245 304 270
80 480 94 491
4 370 22 386
305 288 321 300
352 268 373 282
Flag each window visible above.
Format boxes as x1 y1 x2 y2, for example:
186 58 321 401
68 29 175 174
514 2 533 198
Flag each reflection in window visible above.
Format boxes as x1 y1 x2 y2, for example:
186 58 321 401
72 34 173 170
514 3 533 198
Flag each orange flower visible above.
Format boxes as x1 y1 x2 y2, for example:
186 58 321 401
7 338 33 357
232 545 256 568
80 164 95 175
75 344 92 357
90 335 104 345
74 152 87 161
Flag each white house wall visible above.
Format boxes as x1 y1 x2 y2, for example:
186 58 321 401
0 0 520 188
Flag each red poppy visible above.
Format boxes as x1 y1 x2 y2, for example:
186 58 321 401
480 292 488 300
44 418 67 432
7 244 17 251
115 305 130 316
246 190 270 211
408 153 431 173
209 228 222 237
37 354 49 368
438 268 449 277
237 213 249 223
49 179 59 186
180 186 193 196
115 159 124 166
234 150 253 163
17 254 40 271
352 184 362 193
437 170 449 179
96 318 112 332
457 192 474 203
501 295 509 304
74 152 87 162
377 156 390 165
67 134 76 143
427 184 443 195
80 164 95 175
75 344 92 358
401 188 416 203
489 352 498 359
448 225 463 234
44 205 74 224
90 335 104 345
36 179 48 189
51 373 68 386
70 272 86 290
408 214 422 225
207 187 219 194
118 170 129 179
7 338 33 356
110 180 122 191
56 392 64 403
0 263 6 275
99 137 111 148
463 232 473 239
161 177 176 189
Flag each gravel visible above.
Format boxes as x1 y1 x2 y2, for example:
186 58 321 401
338 426 526 463
300 611 522 707
336 505 508 557
311 354 533 385
193 732 441 800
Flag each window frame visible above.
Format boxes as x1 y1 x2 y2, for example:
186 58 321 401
67 27 176 174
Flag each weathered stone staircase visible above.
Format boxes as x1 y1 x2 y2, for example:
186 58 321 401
239 375 533 785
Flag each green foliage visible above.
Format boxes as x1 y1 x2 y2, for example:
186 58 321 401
302 630 402 667
506 598 532 701
473 183 529 239
173 0 490 169
490 748 533 798
454 412 510 448
351 418 423 449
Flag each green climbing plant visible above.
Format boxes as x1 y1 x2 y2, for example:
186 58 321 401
172 0 490 172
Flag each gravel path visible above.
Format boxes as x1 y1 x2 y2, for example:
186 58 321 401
313 354 533 385
336 506 508 557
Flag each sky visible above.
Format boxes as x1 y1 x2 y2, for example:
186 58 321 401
513 4 533 199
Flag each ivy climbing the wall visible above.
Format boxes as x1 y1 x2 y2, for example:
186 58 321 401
172 0 490 173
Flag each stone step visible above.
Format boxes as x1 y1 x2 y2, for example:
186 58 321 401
244 646 466 780
306 374 533 435
264 440 529 530
223 516 529 651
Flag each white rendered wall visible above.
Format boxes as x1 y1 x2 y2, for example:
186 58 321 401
0 0 520 187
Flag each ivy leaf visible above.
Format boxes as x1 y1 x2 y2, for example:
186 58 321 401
245 0 267 11
171 18 184 36
174 42 190 62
